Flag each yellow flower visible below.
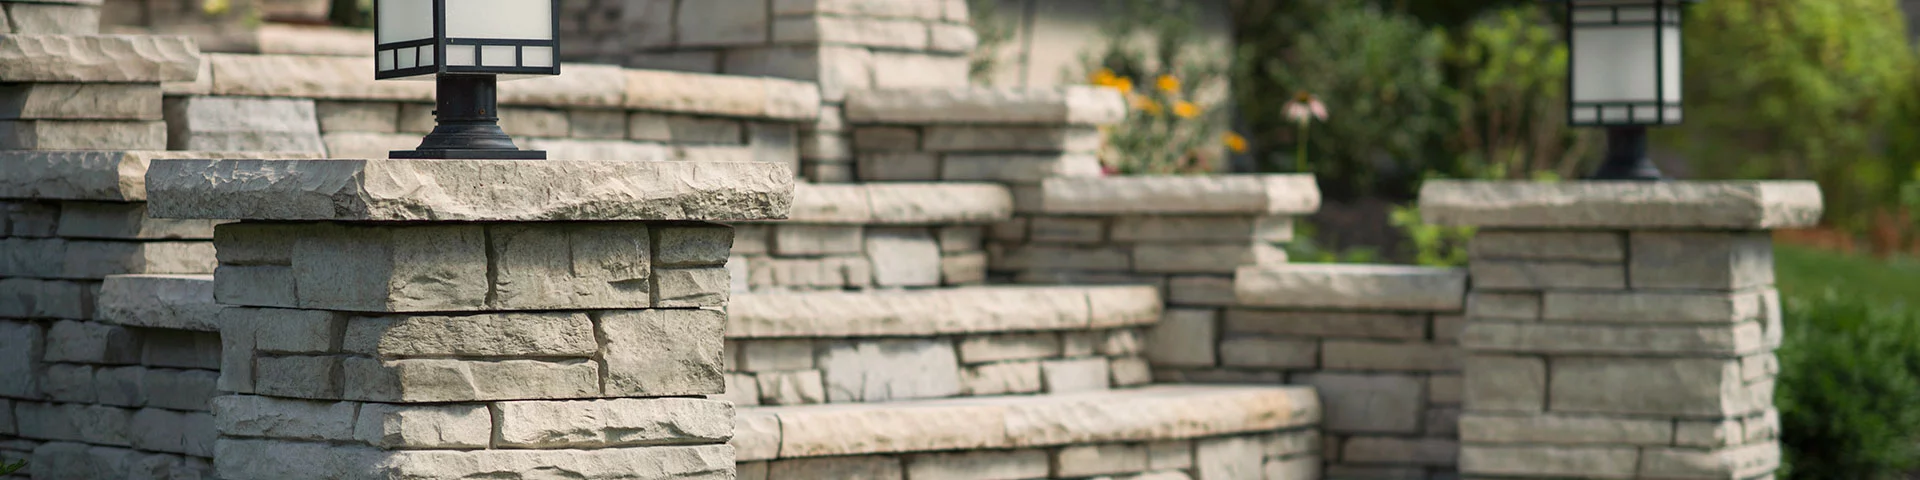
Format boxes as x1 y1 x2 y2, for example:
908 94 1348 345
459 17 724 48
1173 101 1200 119
1091 69 1119 86
1136 96 1163 115
202 0 231 15
1222 132 1248 153
1157 75 1180 92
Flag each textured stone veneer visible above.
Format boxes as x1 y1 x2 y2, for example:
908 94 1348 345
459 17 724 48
143 159 793 479
728 182 1012 291
1421 180 1820 479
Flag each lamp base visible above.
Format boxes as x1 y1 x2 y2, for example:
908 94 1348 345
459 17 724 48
389 149 548 160
1588 126 1665 181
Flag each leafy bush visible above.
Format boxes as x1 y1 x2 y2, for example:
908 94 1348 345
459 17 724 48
1777 289 1920 478
1674 0 1917 234
1079 0 1240 175
1235 1 1451 200
966 0 1019 84
1442 5 1597 181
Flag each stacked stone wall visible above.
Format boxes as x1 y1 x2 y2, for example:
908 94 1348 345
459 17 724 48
729 183 1011 291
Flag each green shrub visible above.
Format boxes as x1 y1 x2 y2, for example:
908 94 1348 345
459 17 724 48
1234 1 1451 199
1777 289 1920 478
1441 5 1597 181
1674 0 1917 233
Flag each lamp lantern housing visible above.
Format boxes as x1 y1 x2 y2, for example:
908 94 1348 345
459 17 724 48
375 0 560 160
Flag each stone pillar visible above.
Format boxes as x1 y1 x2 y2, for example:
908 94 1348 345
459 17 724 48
1420 180 1822 480
143 159 793 479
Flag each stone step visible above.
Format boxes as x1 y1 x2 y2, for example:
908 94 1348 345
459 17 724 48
724 286 1159 406
731 182 1011 290
731 384 1323 480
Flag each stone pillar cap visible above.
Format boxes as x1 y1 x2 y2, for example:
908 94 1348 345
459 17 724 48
145 159 794 222
1418 180 1823 229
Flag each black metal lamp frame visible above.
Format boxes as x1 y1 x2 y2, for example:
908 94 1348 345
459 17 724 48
373 0 560 160
1553 0 1697 181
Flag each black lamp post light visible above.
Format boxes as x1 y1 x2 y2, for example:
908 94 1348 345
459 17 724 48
375 0 559 160
1549 0 1696 181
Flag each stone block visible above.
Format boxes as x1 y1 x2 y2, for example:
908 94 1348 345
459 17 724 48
67 240 217 278
1639 443 1780 479
1673 419 1742 447
94 366 145 406
380 444 737 479
130 409 215 455
0 119 164 150
4 3 99 34
852 126 920 151
342 312 597 358
598 308 726 397
1469 231 1625 262
857 152 941 181
1458 413 1673 445
676 0 769 46
960 360 1043 396
1028 216 1107 243
871 52 970 89
817 338 963 403
1430 374 1463 404
0 278 95 320
216 310 260 393
44 319 140 364
1464 355 1545 413
214 265 296 308
1264 456 1320 480
344 357 601 402
1100 329 1144 355
942 251 988 285
718 372 760 407
212 395 358 442
1469 260 1625 290
164 96 325 153
1295 373 1424 434
958 332 1061 364
33 442 139 479
1458 445 1639 478
488 223 653 310
1322 340 1461 372
773 225 864 255
924 125 1101 152
655 266 729 307
1166 275 1235 306
1542 290 1760 324
492 398 732 448
989 244 1131 271
1549 357 1752 417
733 411 780 462
771 0 945 18
623 67 822 120
774 15 928 49
1342 436 1458 466
1055 443 1148 477
141 329 220 369
1462 321 1765 356
769 456 905 479
656 223 734 266
313 101 398 133
352 402 492 449
1223 310 1428 340
57 202 214 240
569 109 627 139
0 83 159 120
1420 180 1823 229
942 153 1104 183
1234 264 1468 311
1146 308 1217 367
1629 231 1775 290
1193 435 1263 480
3 201 59 237
319 131 417 158
906 450 1050 480
866 227 943 287
1219 335 1318 369
144 368 218 411
755 369 827 405
255 355 342 399
41 363 94 403
739 339 816 372
0 35 200 83
1466 292 1541 320
1111 356 1152 387
1041 357 1111 394
277 223 488 312
495 107 569 138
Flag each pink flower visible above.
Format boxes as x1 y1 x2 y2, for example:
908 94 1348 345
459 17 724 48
1285 92 1327 125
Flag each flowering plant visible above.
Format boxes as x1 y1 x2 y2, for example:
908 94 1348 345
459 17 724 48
1284 92 1328 173
1079 0 1245 175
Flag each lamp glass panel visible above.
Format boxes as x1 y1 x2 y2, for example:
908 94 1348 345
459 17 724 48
398 46 418 68
378 50 396 71
421 45 437 66
1662 24 1682 101
376 0 434 44
446 45 476 66
522 46 554 67
445 0 554 40
1571 25 1660 103
480 45 517 67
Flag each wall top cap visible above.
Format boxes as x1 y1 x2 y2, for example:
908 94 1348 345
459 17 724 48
844 86 1127 126
1040 174 1321 216
1418 180 1824 230
144 159 794 222
0 34 202 83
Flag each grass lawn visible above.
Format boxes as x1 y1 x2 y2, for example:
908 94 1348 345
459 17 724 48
1774 243 1920 308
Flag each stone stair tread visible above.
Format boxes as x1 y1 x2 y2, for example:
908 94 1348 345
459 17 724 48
728 284 1159 338
731 384 1321 461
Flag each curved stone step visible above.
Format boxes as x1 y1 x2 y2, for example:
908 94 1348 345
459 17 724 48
731 385 1322 479
723 285 1161 407
729 183 1012 291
